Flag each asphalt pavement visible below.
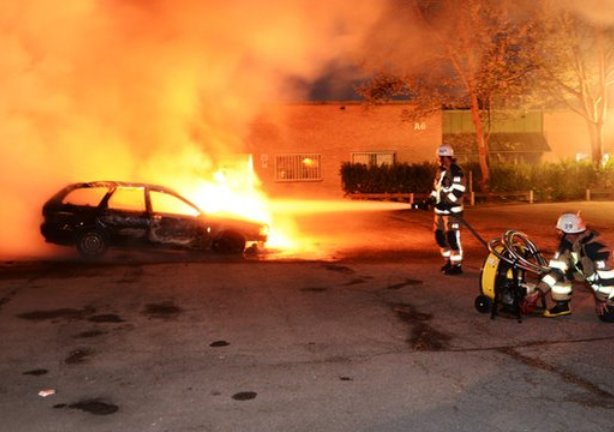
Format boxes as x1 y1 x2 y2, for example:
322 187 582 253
1 201 613 432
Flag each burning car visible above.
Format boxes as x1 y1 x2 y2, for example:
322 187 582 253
40 181 268 258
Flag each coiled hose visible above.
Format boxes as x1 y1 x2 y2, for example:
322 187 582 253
487 230 549 275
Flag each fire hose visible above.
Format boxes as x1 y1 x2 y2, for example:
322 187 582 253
487 229 549 276
411 200 547 275
458 217 488 249
411 200 492 251
452 212 549 277
411 201 550 319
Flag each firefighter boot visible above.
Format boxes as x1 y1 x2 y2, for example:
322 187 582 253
444 264 463 275
543 301 571 318
440 260 452 272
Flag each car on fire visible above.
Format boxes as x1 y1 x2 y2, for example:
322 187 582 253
40 181 268 258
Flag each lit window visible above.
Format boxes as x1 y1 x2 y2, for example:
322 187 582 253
351 151 395 166
275 153 321 182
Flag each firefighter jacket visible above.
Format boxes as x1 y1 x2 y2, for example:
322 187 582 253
429 162 466 215
540 230 614 303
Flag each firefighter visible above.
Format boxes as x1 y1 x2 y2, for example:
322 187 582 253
528 212 614 320
430 144 467 275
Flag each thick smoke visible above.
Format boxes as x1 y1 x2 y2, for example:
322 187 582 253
0 0 386 258
559 0 614 25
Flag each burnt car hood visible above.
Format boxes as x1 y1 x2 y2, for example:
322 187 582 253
200 213 268 241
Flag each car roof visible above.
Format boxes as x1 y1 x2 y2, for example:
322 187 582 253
48 181 196 207
66 181 179 194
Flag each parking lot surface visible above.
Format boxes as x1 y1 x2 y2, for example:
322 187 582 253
1 202 613 431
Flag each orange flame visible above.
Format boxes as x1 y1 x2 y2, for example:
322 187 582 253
0 1 389 260
166 154 299 253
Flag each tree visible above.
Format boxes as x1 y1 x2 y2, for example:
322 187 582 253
359 0 537 191
532 4 614 166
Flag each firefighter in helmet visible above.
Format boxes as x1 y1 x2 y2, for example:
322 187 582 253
430 144 467 275
528 212 614 320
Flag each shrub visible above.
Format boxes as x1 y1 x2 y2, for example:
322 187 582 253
341 159 614 201
340 162 436 194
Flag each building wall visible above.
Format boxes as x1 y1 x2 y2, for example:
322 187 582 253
246 104 614 198
247 102 442 198
543 110 614 163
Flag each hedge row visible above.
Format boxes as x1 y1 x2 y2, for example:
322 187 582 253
341 160 614 201
340 162 435 194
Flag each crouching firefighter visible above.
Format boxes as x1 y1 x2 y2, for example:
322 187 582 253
430 144 467 275
527 212 614 321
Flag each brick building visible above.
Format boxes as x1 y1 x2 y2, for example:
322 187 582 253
245 102 613 198
247 102 441 198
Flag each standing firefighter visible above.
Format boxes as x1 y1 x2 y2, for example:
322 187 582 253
528 212 614 321
430 144 467 275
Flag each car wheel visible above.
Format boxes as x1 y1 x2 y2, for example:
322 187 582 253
76 230 108 258
212 232 246 255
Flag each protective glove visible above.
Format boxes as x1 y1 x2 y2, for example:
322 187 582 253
595 299 609 316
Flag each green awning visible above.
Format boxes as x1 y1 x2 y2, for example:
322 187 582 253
443 133 550 155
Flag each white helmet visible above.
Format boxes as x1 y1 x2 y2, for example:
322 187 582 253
437 144 454 158
556 212 586 234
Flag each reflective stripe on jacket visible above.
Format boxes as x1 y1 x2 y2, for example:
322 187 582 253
430 163 466 215
541 230 614 302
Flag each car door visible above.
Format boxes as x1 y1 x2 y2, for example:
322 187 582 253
99 185 149 245
147 188 206 248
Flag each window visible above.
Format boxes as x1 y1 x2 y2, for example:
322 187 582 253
275 153 321 182
107 187 146 212
150 190 199 217
351 151 395 166
62 186 108 207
